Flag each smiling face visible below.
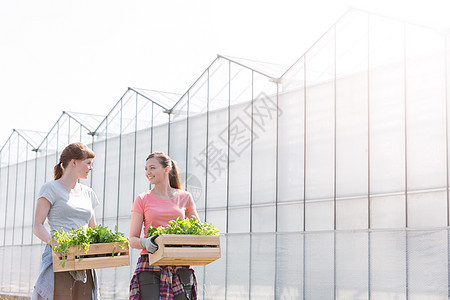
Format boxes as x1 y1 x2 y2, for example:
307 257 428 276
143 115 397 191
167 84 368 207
145 157 169 185
73 158 94 179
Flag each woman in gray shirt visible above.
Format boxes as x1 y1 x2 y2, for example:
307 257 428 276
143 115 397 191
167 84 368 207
32 142 100 300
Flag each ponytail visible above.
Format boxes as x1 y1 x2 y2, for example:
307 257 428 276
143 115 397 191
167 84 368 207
54 161 64 180
169 159 181 189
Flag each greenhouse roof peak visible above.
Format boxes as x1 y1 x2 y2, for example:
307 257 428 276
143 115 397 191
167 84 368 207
1 129 47 151
129 87 182 110
63 111 106 133
217 54 288 80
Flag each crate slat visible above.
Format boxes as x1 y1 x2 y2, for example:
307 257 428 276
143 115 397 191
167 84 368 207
52 242 129 272
148 234 221 266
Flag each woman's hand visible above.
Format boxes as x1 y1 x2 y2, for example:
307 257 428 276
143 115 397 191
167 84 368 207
140 236 158 253
49 240 64 258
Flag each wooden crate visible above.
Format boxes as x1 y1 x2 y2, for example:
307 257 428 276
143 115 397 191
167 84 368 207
52 242 130 272
148 234 221 266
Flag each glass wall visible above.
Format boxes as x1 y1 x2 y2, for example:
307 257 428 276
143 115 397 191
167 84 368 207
1 9 450 299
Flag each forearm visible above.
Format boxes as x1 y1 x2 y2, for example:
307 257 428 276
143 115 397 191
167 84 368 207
33 223 57 247
129 236 144 250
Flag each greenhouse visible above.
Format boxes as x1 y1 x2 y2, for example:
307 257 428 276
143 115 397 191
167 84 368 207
1 8 450 299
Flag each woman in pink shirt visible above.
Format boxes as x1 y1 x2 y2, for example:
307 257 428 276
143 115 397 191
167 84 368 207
129 152 200 300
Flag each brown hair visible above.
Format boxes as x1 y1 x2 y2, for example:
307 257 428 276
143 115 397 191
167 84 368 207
54 142 95 180
146 152 181 189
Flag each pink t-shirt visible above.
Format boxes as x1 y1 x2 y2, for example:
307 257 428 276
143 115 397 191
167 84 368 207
132 189 197 255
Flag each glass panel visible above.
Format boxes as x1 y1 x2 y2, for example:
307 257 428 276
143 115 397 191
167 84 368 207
335 11 368 199
252 74 277 206
120 92 137 135
336 197 368 229
5 163 17 245
32 155 46 244
407 190 447 227
187 73 208 212
0 166 8 246
229 62 253 105
169 96 187 189
227 207 250 233
152 123 168 154
277 202 304 232
103 133 120 223
304 231 334 298
136 94 154 132
370 231 406 298
205 209 226 234
406 25 446 191
226 234 250 299
13 161 26 245
42 135 58 183
252 205 276 233
228 64 252 209
407 230 448 298
23 154 36 244
305 30 335 204
369 67 405 194
57 116 70 150
278 78 304 204
276 233 303 298
280 56 305 93
205 109 228 210
335 231 368 299
91 137 106 223
134 127 152 199
250 233 276 298
118 132 135 232
370 194 405 229
209 58 229 111
206 60 229 213
305 200 334 231
369 15 406 197
202 236 227 299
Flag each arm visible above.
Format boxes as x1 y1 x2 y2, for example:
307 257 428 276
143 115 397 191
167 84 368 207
185 193 200 221
129 211 144 250
33 197 57 248
88 213 96 228
186 209 200 221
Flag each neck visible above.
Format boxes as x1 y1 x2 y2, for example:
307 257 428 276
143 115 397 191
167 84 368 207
58 171 79 190
152 182 174 198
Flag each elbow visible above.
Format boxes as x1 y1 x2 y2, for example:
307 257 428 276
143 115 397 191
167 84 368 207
32 222 42 237
32 223 37 235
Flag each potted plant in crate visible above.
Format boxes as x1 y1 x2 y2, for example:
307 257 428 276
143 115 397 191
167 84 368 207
51 225 130 272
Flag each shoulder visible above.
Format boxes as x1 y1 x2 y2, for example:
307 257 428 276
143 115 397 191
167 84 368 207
42 180 58 189
177 189 193 200
136 190 153 202
39 181 57 194
132 190 152 212
38 181 59 204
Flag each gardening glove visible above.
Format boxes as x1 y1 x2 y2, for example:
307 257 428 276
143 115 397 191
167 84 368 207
140 236 158 254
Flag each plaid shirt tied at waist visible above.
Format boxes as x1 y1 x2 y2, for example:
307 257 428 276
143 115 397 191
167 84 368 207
130 255 197 300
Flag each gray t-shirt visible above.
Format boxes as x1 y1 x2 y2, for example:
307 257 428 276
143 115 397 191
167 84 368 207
38 180 99 235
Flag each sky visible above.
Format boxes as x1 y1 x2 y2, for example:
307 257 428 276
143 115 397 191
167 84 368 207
1 0 449 147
